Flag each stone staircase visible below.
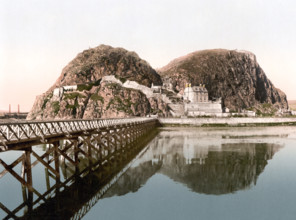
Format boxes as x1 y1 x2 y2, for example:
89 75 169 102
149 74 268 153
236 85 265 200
162 89 182 104
161 89 185 117
168 104 185 117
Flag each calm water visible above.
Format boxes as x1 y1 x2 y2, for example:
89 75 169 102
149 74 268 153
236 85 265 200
1 126 296 219
84 126 296 220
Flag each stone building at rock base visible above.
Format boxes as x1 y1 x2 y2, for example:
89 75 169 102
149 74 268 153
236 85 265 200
183 83 223 116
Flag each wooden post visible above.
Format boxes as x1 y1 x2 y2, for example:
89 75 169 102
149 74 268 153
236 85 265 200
45 168 50 194
119 126 124 149
121 126 125 149
133 122 137 143
74 140 79 175
24 149 33 214
53 142 60 184
97 133 102 163
106 129 111 156
87 136 93 170
60 154 67 180
113 127 118 151
21 158 28 214
53 141 61 211
135 122 139 140
45 144 50 192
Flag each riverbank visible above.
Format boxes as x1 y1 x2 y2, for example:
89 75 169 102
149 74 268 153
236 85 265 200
158 117 296 127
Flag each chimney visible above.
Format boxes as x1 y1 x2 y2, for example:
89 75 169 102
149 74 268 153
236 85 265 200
18 104 20 114
9 104 11 113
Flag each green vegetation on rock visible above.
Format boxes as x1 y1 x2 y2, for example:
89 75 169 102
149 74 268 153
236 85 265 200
255 103 277 117
51 101 60 115
66 99 79 116
107 83 120 91
78 63 94 77
77 80 101 91
77 84 93 91
42 93 53 109
90 93 104 103
106 96 133 114
64 92 86 100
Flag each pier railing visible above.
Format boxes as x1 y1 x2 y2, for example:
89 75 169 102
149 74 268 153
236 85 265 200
0 117 157 151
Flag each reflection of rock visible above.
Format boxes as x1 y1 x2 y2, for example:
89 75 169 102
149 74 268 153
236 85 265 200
103 161 162 197
105 129 283 197
160 143 280 195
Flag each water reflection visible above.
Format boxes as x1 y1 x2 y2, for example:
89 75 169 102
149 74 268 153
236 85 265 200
1 127 293 219
0 129 159 219
104 128 284 197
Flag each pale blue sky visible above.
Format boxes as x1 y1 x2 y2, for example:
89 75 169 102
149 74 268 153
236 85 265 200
1 0 296 111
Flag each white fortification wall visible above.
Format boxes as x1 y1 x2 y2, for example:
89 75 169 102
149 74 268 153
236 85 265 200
185 103 222 116
159 117 296 126
101 75 171 103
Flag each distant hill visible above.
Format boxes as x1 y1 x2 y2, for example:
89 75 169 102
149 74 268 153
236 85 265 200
158 49 288 112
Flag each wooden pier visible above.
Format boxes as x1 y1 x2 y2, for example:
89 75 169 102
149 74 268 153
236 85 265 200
0 117 158 219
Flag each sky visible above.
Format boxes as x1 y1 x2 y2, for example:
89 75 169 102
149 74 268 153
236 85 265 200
0 0 296 112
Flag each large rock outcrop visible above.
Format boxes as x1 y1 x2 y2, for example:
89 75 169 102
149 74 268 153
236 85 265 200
28 46 289 120
54 44 161 88
27 45 166 120
158 49 288 112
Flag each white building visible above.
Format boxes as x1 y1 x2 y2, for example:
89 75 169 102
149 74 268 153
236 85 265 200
151 83 162 93
183 83 223 116
53 85 78 99
183 83 209 103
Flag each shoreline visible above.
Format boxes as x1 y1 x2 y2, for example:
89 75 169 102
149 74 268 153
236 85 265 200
158 117 296 127
1 117 296 127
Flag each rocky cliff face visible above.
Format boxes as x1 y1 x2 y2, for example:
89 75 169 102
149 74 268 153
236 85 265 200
158 49 288 112
28 46 288 120
27 45 166 120
54 44 161 88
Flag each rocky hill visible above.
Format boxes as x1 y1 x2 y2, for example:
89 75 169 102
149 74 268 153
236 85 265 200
28 46 288 120
158 49 288 112
27 45 167 120
53 44 161 88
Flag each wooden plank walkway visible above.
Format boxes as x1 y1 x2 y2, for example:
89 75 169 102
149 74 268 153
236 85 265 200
0 117 157 151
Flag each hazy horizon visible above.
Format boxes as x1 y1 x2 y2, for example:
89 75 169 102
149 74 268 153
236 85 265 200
1 0 296 112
